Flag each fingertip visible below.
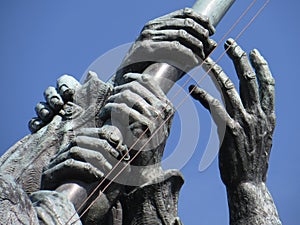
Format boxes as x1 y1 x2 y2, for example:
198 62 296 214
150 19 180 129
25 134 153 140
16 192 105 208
28 117 45 133
188 84 195 93
224 38 245 59
249 48 267 66
224 38 236 49
189 84 203 99
123 72 139 81
35 102 54 122
202 57 216 72
57 74 81 101
44 86 64 110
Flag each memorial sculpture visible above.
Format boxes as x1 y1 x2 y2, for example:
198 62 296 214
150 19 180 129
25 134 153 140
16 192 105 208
0 3 281 225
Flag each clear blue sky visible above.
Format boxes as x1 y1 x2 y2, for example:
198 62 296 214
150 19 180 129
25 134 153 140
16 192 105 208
0 0 299 224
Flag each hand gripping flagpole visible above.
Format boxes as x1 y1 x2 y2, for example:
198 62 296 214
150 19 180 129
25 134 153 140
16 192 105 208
145 0 236 93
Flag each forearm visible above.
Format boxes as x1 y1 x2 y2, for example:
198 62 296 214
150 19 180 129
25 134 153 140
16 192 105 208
226 182 281 225
122 170 184 225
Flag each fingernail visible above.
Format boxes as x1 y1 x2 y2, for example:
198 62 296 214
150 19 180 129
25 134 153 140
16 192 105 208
110 149 119 158
105 162 113 171
110 133 120 143
225 38 245 58
224 38 236 49
51 97 63 109
40 109 51 119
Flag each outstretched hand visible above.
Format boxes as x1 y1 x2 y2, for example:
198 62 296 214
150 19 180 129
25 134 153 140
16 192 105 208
190 38 275 187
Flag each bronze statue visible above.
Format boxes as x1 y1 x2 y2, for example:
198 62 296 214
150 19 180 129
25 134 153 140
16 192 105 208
0 7 281 225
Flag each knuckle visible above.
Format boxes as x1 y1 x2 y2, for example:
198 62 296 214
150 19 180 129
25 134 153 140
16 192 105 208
95 153 105 162
229 121 242 136
83 162 91 171
69 147 79 156
184 18 195 28
227 119 237 130
183 7 193 15
265 76 275 86
102 139 110 149
224 78 235 90
141 74 153 84
119 102 128 110
198 41 203 49
122 89 131 99
141 29 153 38
211 98 220 106
202 29 209 38
200 14 209 23
244 113 254 125
145 19 156 27
230 42 246 59
162 100 174 113
244 71 256 80
269 112 276 124
172 41 181 49
178 29 188 38
213 64 223 75
237 49 247 59
65 159 75 167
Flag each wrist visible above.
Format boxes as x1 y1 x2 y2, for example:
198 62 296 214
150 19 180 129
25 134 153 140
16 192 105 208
226 182 281 225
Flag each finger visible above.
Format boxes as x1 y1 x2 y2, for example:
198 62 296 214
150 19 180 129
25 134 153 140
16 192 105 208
114 80 161 107
28 117 45 133
98 125 130 160
35 102 54 122
123 36 201 71
49 147 113 173
107 90 159 118
42 159 104 190
99 102 150 128
203 57 247 118
158 8 215 35
122 73 168 101
144 18 216 55
189 85 233 127
121 73 174 119
142 28 205 59
57 74 81 102
75 135 120 159
75 126 125 153
44 86 64 111
225 38 260 112
249 49 275 117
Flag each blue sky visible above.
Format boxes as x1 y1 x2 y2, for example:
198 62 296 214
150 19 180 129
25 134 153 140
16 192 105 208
0 0 299 224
